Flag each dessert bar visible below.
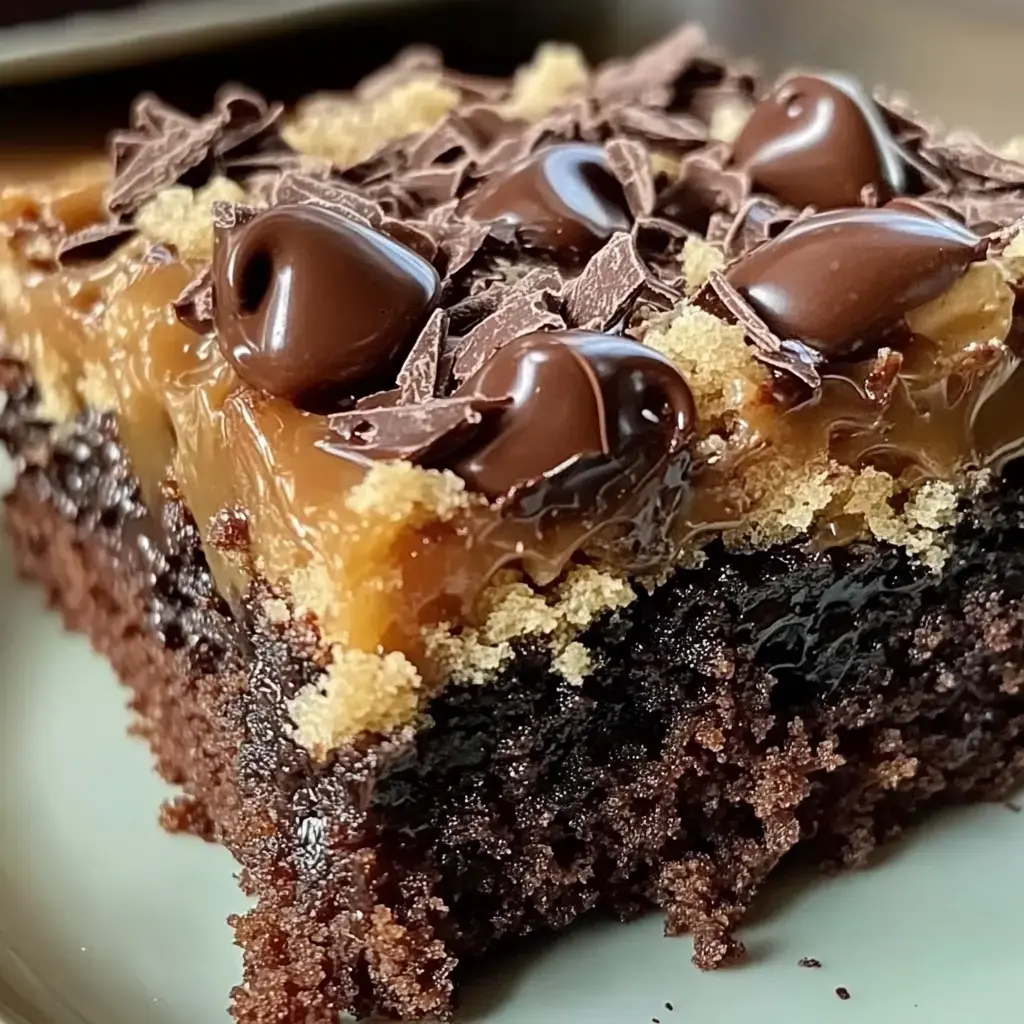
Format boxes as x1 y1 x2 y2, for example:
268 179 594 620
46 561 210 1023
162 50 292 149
4 23 1024 1022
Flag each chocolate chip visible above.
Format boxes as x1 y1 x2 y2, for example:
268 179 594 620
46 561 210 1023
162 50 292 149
725 207 984 359
448 330 696 506
212 203 440 407
460 143 633 258
732 72 908 210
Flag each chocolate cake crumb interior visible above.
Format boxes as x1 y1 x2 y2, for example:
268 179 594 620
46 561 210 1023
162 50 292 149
4 21 1024 1023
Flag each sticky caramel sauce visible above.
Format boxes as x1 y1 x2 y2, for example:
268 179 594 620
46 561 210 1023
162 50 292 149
4 169 1024 664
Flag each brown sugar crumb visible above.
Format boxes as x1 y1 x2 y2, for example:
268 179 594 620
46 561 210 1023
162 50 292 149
798 957 822 968
502 43 589 120
836 986 851 1001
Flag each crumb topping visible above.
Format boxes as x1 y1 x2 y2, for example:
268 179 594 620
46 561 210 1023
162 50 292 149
501 43 589 120
283 77 460 169
136 177 247 258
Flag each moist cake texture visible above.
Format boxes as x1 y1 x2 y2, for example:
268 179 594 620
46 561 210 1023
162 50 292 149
3 22 1024 1023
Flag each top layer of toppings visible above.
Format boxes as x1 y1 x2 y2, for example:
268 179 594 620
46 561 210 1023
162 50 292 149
4 23 1024 746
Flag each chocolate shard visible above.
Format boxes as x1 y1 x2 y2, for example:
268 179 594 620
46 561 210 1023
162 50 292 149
453 269 565 381
108 86 281 217
927 131 1024 189
271 172 383 227
173 268 214 334
57 222 136 266
380 218 439 263
212 84 284 159
709 196 804 257
399 164 469 204
607 105 707 147
697 270 822 389
322 394 509 463
565 231 647 331
109 94 224 216
405 116 480 169
438 217 492 280
605 138 656 218
211 201 260 231
592 22 707 106
397 308 448 403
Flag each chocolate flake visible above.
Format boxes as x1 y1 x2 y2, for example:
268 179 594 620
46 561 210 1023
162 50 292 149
565 231 647 330
454 269 564 380
323 394 508 463
108 87 281 217
698 270 822 388
272 172 383 227
592 23 707 107
57 221 136 266
211 201 259 231
608 105 707 146
605 138 656 217
173 268 214 334
397 308 447 403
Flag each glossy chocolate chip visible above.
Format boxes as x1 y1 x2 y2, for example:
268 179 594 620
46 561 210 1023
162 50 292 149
213 203 440 405
732 72 907 210
460 143 632 257
449 330 696 500
726 208 981 359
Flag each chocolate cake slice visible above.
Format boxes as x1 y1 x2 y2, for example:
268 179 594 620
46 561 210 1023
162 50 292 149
4 23 1024 1023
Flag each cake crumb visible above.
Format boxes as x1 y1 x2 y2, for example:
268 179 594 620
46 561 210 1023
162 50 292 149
425 565 634 685
798 957 822 968
283 76 458 169
836 986 851 1001
262 598 291 625
345 462 469 523
288 647 423 755
709 99 750 143
644 304 766 422
135 176 247 258
680 235 726 295
503 42 589 120
552 641 593 684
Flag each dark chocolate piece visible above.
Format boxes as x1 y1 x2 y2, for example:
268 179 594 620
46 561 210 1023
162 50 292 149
108 86 282 217
732 72 907 210
58 222 137 266
450 330 695 500
212 203 440 405
460 143 632 258
565 231 648 330
726 207 982 359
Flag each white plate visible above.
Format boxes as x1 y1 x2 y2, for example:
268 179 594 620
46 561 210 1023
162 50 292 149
2 523 1024 1024
0 0 428 86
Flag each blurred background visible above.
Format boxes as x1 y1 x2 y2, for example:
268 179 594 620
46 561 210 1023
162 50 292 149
0 0 1022 173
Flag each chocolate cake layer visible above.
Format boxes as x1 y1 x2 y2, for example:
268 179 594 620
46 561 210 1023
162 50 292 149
5 356 1024 1021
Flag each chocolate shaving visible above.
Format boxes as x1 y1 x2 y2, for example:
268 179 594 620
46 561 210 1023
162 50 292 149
211 85 284 160
108 87 281 217
406 116 480 168
607 105 707 147
864 348 903 405
323 394 508 463
397 308 447 403
399 164 468 205
712 196 803 257
57 222 136 265
592 23 707 107
211 201 259 231
605 138 655 217
381 218 439 262
698 270 822 389
438 217 492 279
272 172 383 226
173 268 214 334
454 268 564 380
565 231 647 330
